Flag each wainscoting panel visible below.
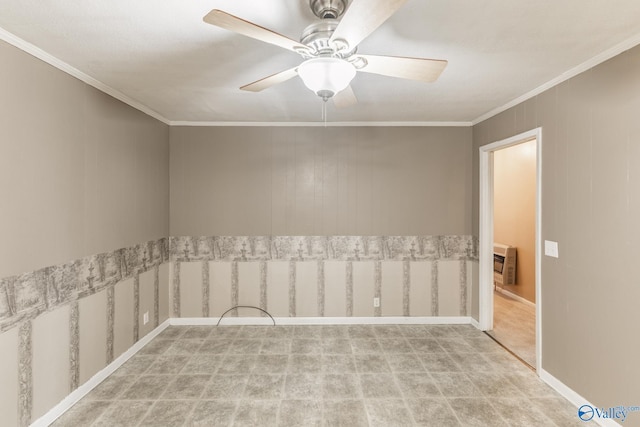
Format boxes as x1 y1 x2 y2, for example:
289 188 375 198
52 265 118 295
78 290 107 385
352 261 376 317
138 269 155 338
437 261 462 316
266 261 289 317
409 261 432 316
170 236 478 321
209 261 232 318
324 261 347 317
0 238 169 426
179 261 203 317
238 262 261 315
32 305 69 422
381 261 404 316
113 278 134 359
295 261 318 317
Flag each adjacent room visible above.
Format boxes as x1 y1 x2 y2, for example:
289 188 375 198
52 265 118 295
489 138 537 368
1 1 639 426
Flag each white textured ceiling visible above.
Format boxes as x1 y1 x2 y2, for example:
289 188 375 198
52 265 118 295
1 0 640 124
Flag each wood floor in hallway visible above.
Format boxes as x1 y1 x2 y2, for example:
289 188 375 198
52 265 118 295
486 290 536 368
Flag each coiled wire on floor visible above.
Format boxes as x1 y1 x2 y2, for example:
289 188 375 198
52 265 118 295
216 305 276 326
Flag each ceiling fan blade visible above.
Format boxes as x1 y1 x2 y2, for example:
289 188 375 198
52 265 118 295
330 0 408 49
333 85 358 108
240 67 299 92
203 9 308 53
358 54 448 82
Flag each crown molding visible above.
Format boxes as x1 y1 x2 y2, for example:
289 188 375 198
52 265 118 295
0 27 470 128
169 120 473 127
0 27 170 125
4 24 640 129
472 31 640 125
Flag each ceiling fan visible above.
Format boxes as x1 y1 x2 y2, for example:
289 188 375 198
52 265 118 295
203 0 447 107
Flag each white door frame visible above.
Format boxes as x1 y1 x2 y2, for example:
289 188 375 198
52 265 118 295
478 127 542 373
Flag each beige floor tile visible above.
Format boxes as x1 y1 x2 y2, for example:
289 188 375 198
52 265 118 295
51 325 586 427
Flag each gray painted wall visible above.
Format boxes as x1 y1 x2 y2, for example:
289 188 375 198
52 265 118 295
473 44 640 412
170 126 473 237
3 22 638 425
169 126 476 325
0 40 170 279
0 40 170 426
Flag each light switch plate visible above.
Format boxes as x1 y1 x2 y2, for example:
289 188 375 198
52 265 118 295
544 240 559 258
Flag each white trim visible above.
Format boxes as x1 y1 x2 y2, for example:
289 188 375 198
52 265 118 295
4 22 640 128
0 28 170 125
169 121 473 127
539 369 623 427
0 28 465 129
479 127 543 374
472 32 640 125
171 316 475 326
30 320 171 427
494 287 536 308
478 145 494 331
470 317 480 329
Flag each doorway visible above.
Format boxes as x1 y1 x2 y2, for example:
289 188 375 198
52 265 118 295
478 128 542 372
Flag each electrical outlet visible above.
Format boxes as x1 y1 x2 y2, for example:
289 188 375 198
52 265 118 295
373 297 380 308
143 311 149 325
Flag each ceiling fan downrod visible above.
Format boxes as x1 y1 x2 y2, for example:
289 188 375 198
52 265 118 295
310 0 348 19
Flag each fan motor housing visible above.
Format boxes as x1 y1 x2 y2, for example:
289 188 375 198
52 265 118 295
301 20 355 58
309 0 348 19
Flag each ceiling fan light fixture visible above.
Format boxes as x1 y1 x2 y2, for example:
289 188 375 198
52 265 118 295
297 57 356 101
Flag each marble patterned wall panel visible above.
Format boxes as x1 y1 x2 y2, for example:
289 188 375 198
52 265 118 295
178 259 474 319
169 262 178 317
0 238 170 427
466 260 476 317
78 290 107 385
170 235 478 262
0 327 19 427
171 236 477 319
0 238 168 333
158 263 170 324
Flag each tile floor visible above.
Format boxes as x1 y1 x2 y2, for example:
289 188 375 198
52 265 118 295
52 324 592 427
487 290 536 367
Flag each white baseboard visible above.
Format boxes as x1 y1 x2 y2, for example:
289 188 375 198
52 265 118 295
31 320 170 427
539 369 622 427
170 316 475 326
470 317 480 329
494 286 536 308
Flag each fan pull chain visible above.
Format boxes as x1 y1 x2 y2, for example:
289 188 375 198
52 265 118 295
322 100 328 127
